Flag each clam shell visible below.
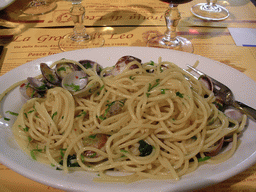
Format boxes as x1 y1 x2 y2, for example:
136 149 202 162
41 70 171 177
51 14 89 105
62 71 88 93
40 63 61 85
78 60 103 75
55 63 78 79
111 56 141 76
73 82 101 98
27 77 47 91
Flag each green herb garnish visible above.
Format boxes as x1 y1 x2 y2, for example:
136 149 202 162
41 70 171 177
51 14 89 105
60 148 67 158
5 111 18 116
64 83 80 92
176 92 184 98
30 145 43 160
120 149 128 153
139 140 153 157
57 67 66 72
23 127 29 132
149 61 154 66
52 112 57 119
198 156 211 162
161 89 169 94
88 135 97 139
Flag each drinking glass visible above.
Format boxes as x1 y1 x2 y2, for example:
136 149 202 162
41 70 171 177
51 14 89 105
23 0 57 15
147 0 193 53
191 0 229 20
58 0 104 52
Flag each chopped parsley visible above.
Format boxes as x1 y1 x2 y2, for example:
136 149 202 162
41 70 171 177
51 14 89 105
84 62 92 69
139 140 153 157
4 117 10 121
23 127 29 132
100 85 104 90
51 111 57 119
48 74 55 83
88 135 97 139
149 61 155 66
88 152 97 158
5 111 18 116
64 83 80 92
208 118 215 125
176 92 184 98
37 84 47 91
161 89 169 94
148 79 160 92
58 154 80 168
76 111 87 117
120 149 128 153
57 67 66 72
28 136 32 142
198 156 211 162
30 145 43 160
60 148 67 158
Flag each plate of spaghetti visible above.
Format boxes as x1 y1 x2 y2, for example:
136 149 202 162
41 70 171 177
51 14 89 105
0 47 256 192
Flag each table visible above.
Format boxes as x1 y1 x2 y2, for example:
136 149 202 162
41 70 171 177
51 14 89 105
0 0 255 191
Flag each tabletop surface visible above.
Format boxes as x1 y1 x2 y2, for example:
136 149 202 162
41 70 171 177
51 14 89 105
0 0 256 191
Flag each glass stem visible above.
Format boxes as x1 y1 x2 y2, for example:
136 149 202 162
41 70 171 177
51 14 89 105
164 4 180 42
70 3 89 41
206 0 217 6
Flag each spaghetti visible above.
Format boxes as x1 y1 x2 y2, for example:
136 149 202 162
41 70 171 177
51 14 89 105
10 57 246 182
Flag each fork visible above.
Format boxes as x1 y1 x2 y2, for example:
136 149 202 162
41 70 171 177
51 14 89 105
186 64 256 122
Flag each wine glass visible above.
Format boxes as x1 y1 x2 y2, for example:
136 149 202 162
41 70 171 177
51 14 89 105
23 0 57 15
58 0 104 52
191 0 229 20
147 0 193 53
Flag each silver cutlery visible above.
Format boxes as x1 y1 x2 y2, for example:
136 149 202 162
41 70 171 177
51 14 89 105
186 64 256 121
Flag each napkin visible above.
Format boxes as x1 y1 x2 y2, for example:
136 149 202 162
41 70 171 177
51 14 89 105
228 28 256 47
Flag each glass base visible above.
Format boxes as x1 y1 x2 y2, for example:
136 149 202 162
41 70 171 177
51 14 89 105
147 35 193 53
191 3 229 21
23 0 57 15
59 32 105 52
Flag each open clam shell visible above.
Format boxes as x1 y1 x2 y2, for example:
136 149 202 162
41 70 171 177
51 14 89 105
61 71 88 93
79 60 103 75
27 77 48 91
111 56 141 76
73 82 101 98
55 63 79 79
40 63 61 86
19 82 43 100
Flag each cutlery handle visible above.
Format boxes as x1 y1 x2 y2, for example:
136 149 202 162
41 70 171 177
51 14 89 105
233 101 256 121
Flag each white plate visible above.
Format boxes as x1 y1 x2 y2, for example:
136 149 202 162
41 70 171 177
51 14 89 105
0 0 15 10
0 47 256 192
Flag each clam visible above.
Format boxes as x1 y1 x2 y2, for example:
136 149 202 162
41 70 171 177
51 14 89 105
199 75 213 91
205 137 224 157
40 63 61 86
224 106 243 123
79 60 103 75
55 63 79 79
19 82 43 100
61 71 88 93
200 75 244 123
111 56 141 76
27 77 48 91
83 134 108 158
73 82 101 98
